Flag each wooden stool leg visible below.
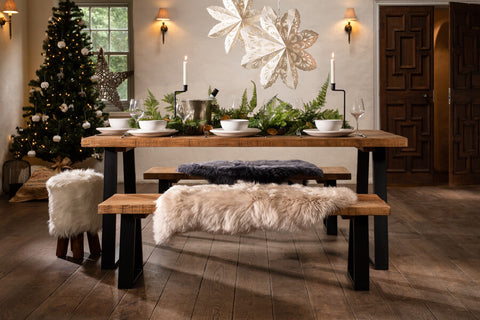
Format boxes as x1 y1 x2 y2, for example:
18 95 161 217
71 233 84 261
87 232 101 255
56 237 69 257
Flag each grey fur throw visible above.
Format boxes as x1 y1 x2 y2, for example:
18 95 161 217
177 160 324 184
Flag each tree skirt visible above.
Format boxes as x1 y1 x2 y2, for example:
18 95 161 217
153 182 357 244
177 160 324 184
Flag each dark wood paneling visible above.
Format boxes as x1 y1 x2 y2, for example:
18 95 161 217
449 2 480 186
380 6 435 184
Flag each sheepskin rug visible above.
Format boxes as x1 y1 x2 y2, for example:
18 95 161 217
153 183 357 244
46 169 103 238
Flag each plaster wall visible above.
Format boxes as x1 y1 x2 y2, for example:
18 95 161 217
0 0 27 192
22 0 375 183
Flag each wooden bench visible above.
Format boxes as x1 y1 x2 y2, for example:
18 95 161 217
143 166 352 235
98 192 390 291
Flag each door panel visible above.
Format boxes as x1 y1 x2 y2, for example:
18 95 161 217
450 2 480 186
380 6 435 184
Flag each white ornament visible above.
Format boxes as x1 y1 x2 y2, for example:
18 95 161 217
81 48 89 56
53 135 62 142
41 82 49 89
69 104 74 109
60 103 69 112
42 115 49 122
57 40 66 49
78 91 86 97
90 75 99 82
27 150 36 157
240 7 318 89
96 110 103 117
82 121 91 129
32 114 41 122
29 88 35 95
207 0 259 54
78 19 86 26
57 71 64 79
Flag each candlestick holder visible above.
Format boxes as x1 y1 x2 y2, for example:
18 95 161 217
331 83 346 128
173 85 188 119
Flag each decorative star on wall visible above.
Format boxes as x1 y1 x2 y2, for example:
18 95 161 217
240 7 318 89
207 0 259 54
95 48 133 110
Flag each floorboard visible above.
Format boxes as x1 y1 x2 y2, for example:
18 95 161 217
0 183 479 320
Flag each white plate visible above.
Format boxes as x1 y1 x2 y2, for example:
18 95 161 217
127 129 178 137
303 128 354 137
210 128 261 137
96 127 130 135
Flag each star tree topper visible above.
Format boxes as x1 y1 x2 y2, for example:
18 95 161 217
95 48 133 110
207 0 259 54
241 7 318 89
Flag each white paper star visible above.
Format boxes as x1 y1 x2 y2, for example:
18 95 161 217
241 6 318 89
207 0 259 54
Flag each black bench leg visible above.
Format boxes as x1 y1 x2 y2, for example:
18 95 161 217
323 180 338 235
118 214 144 289
348 216 369 291
158 180 170 193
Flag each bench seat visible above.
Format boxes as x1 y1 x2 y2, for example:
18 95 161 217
99 192 389 291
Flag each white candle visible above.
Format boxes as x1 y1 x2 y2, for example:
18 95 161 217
330 52 335 84
183 55 188 85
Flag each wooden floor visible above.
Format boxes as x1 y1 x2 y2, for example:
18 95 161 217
0 184 479 320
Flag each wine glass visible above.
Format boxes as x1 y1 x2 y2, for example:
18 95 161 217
176 101 192 123
129 99 144 128
351 98 365 136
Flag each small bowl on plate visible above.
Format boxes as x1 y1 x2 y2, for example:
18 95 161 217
109 118 130 129
139 120 167 131
220 119 249 131
314 119 342 132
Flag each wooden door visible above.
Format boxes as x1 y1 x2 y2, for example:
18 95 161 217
449 2 480 186
380 6 434 184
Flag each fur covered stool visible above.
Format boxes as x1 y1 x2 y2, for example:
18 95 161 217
47 169 103 261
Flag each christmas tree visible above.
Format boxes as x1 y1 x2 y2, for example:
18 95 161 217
11 0 106 166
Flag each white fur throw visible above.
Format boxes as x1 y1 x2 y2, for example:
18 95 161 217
47 169 103 238
153 183 357 244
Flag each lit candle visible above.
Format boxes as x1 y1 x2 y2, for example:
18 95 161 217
330 52 335 84
183 55 188 85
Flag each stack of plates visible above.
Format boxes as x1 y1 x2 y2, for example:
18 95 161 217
302 129 354 137
127 129 178 137
210 128 261 137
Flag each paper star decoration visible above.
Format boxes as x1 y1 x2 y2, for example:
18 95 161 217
240 7 318 89
95 48 133 110
207 0 259 54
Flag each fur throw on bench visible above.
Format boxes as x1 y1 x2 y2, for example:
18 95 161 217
153 183 357 244
177 160 324 184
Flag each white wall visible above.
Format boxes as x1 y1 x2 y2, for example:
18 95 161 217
0 0 27 192
15 0 375 184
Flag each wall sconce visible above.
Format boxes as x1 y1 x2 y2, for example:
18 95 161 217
156 8 170 44
0 0 19 39
344 8 357 44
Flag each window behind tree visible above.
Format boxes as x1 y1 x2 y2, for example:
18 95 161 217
79 2 132 111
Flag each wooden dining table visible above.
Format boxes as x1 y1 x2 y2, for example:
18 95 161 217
81 129 408 271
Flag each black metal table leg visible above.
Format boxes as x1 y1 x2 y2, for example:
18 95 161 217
118 214 143 289
323 180 338 235
348 216 369 290
158 180 170 193
123 149 136 194
102 148 118 269
356 149 369 194
373 147 388 270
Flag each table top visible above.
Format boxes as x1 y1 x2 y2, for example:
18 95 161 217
81 130 408 149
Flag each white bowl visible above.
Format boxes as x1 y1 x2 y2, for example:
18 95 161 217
109 118 130 129
139 120 167 131
314 119 342 132
220 119 249 131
